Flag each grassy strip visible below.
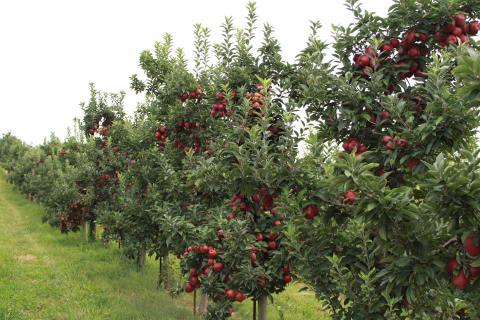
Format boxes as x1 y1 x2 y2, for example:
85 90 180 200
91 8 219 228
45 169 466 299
0 170 329 319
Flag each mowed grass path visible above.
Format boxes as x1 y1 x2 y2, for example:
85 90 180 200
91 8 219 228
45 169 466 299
0 171 329 320
0 172 194 320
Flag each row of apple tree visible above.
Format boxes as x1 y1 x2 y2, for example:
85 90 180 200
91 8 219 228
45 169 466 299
1 1 480 319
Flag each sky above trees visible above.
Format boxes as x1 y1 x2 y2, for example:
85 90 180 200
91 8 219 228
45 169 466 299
0 0 391 145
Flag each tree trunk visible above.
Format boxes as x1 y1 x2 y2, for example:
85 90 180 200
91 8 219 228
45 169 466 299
157 258 163 289
137 247 146 271
85 220 96 241
161 255 172 290
252 299 257 320
118 231 124 248
198 292 208 315
193 290 197 317
258 295 267 320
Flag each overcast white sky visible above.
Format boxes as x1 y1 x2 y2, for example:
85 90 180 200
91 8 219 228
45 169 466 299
0 0 392 145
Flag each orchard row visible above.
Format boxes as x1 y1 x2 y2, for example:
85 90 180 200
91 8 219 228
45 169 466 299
1 2 480 319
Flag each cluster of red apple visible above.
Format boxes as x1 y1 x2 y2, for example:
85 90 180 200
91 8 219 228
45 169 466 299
435 14 479 47
246 89 266 118
59 201 85 233
155 126 168 150
342 136 367 156
155 121 208 154
395 31 430 79
227 188 279 220
183 245 219 293
254 230 280 252
354 14 479 83
447 233 480 290
282 265 293 284
87 124 100 136
173 121 206 154
174 121 205 132
227 193 250 220
224 288 247 302
210 92 232 118
357 31 429 80
86 115 114 136
58 149 67 157
96 173 118 188
179 86 203 103
382 135 408 150
353 47 377 77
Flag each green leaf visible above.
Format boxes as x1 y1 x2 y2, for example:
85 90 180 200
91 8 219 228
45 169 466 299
471 259 480 267
378 226 386 241
365 202 376 212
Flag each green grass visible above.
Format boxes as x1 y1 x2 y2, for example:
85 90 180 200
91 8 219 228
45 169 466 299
0 170 329 320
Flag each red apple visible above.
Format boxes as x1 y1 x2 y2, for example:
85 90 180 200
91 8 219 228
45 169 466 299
396 138 408 148
357 55 371 67
268 241 277 250
464 233 480 257
447 258 460 273
452 27 463 37
468 21 480 35
235 292 247 302
382 136 393 145
452 270 469 290
344 190 357 205
226 289 236 299
190 267 198 276
251 193 261 203
283 274 293 284
444 23 456 33
405 31 416 43
381 44 393 53
418 32 429 43
189 276 199 287
407 158 420 170
185 283 194 293
470 266 480 278
407 47 421 58
303 204 319 220
208 248 218 259
213 262 223 272
446 35 458 45
454 13 466 27
459 34 469 43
